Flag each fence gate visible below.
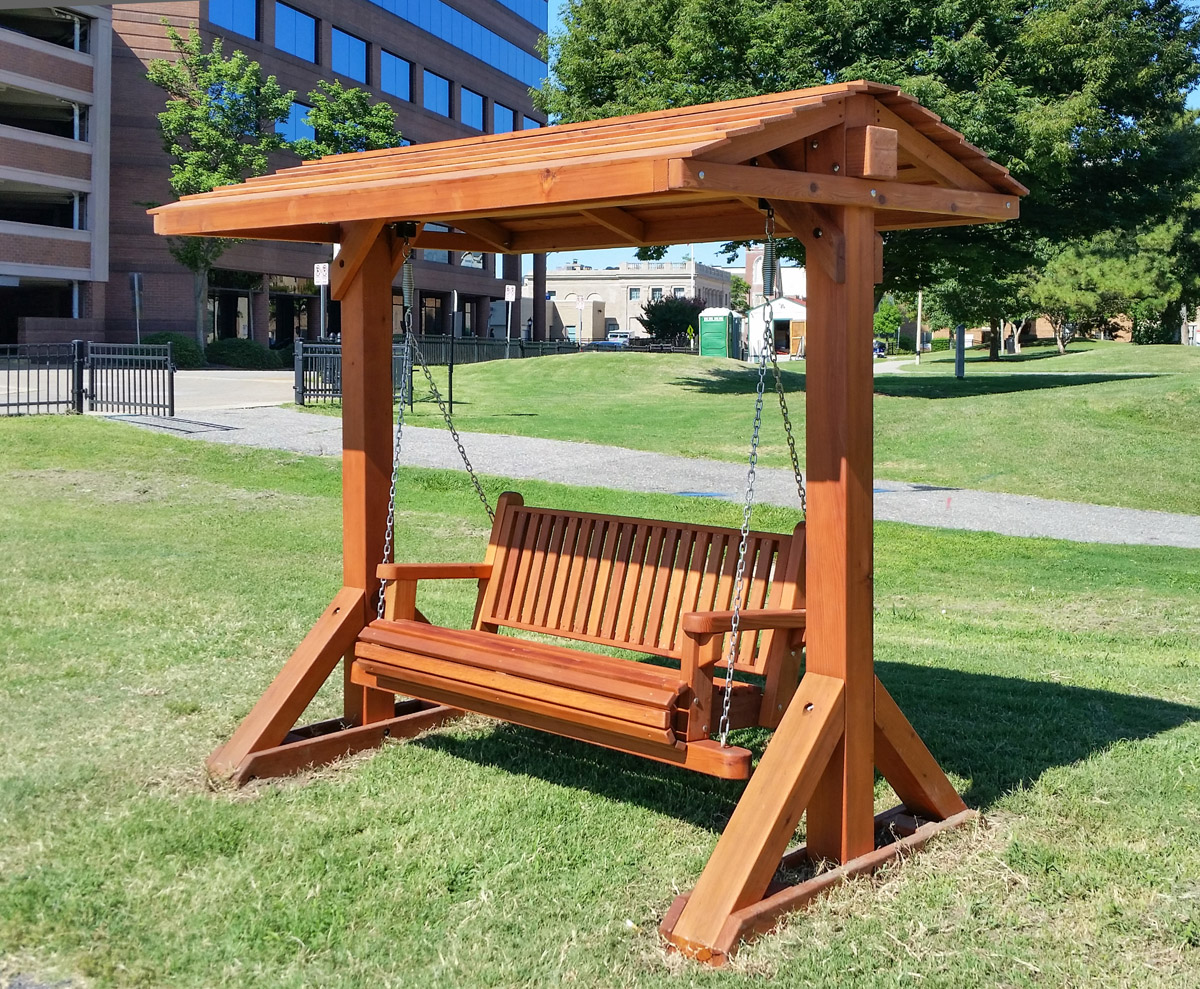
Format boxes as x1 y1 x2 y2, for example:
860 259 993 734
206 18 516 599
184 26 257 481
86 342 174 416
0 342 79 415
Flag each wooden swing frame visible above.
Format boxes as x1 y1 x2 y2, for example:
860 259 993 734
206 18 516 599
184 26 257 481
152 81 1025 964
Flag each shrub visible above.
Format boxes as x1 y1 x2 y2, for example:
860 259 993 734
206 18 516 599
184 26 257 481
205 337 283 369
142 332 205 369
273 342 295 368
929 337 952 352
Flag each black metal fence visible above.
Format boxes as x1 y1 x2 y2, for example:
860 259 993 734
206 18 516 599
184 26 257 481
1 340 174 417
87 342 174 416
293 335 621 406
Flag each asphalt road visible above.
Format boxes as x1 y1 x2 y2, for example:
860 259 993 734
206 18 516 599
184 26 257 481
113 404 1200 550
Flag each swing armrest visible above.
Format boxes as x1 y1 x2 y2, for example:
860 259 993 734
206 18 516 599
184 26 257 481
681 608 807 639
377 563 492 581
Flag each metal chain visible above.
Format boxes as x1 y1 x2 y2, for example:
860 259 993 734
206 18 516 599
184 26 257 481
378 294 415 621
717 319 771 746
408 334 495 524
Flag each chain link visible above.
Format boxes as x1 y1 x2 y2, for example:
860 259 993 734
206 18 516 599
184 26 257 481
408 334 495 524
378 301 415 621
718 317 771 746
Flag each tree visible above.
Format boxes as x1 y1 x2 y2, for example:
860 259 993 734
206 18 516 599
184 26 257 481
1026 223 1186 351
873 296 902 347
637 294 706 341
147 26 294 345
539 1 1200 344
729 274 751 312
288 79 403 159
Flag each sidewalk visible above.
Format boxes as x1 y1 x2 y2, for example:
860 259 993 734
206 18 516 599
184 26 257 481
113 405 1200 550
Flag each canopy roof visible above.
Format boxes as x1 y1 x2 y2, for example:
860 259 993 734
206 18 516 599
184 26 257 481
151 81 1026 254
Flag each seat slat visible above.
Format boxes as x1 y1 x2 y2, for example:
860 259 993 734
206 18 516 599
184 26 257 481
355 662 677 747
355 652 674 729
362 619 686 696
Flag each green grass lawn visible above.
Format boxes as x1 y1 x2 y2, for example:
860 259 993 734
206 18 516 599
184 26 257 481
337 341 1200 515
1 417 1198 988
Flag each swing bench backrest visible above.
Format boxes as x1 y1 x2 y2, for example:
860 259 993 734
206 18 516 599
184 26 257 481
474 493 804 678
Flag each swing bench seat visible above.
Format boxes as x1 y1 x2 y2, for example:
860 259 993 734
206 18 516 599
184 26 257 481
350 493 807 780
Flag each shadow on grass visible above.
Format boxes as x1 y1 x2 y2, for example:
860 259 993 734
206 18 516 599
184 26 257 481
411 663 1199 830
670 369 1156 400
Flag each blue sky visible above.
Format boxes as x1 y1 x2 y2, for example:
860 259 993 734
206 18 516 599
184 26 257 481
531 1 1200 275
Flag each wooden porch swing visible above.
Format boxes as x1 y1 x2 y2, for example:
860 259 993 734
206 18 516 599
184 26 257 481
151 81 1026 964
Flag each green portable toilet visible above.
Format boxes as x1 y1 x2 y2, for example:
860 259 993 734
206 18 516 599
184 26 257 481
699 307 742 358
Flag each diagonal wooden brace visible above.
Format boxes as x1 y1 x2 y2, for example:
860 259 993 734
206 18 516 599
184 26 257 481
206 586 368 779
662 672 845 957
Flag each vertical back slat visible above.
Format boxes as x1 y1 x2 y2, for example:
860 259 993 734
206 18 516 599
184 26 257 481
600 522 637 640
534 513 570 627
544 515 581 631
586 521 625 637
642 527 680 647
510 512 546 621
561 517 595 632
658 529 698 652
490 508 530 622
613 524 652 642
521 512 557 624
738 539 777 666
572 520 609 633
629 525 666 645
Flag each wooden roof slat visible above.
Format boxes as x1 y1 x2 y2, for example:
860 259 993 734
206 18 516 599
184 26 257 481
151 81 1026 243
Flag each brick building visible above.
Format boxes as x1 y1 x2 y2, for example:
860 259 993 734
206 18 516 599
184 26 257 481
1 1 548 345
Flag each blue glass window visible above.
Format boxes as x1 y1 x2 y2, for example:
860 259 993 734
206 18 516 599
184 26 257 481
423 70 450 117
278 101 314 142
380 51 411 100
275 3 316 62
209 0 257 38
364 0 545 88
523 115 541 130
461 88 484 130
493 0 547 29
493 103 514 134
331 27 367 83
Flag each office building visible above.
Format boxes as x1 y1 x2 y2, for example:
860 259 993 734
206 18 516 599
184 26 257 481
526 259 733 339
1 1 547 345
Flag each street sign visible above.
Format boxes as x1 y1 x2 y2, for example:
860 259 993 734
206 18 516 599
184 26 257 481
314 262 329 286
504 284 517 302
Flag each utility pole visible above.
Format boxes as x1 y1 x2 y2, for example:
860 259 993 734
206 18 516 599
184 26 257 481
915 288 922 366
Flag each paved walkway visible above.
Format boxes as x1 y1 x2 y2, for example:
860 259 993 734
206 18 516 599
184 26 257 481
113 405 1200 550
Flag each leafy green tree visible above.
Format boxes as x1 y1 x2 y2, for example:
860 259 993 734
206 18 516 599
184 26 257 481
540 0 1200 347
637 294 706 341
147 25 294 345
873 295 902 346
1027 223 1186 351
729 274 751 312
288 79 403 159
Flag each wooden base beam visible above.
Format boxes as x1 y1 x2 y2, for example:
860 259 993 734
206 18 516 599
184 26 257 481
661 806 978 965
228 700 462 785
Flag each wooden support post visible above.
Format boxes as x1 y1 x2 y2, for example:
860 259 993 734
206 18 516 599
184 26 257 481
336 221 397 726
802 201 877 863
802 103 879 864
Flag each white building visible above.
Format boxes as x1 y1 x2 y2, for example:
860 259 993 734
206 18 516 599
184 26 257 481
524 259 733 337
746 297 807 359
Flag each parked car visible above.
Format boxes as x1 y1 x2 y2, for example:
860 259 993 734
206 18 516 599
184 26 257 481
606 330 631 345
